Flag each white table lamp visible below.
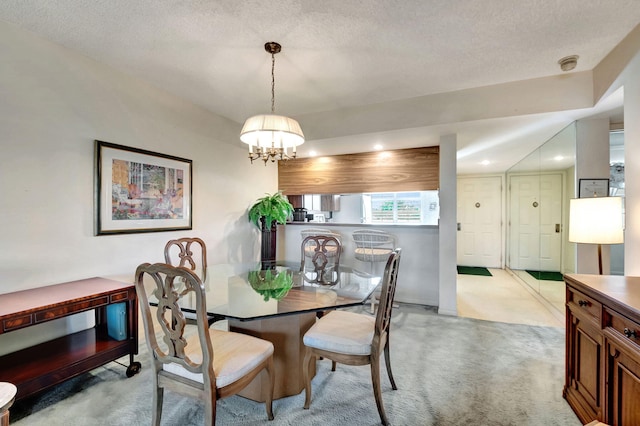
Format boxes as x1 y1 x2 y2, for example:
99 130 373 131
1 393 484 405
569 196 624 274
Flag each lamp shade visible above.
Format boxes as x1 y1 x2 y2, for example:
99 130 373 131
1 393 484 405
240 114 304 149
569 197 624 244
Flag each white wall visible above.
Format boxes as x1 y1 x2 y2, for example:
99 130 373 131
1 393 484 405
330 194 362 223
0 22 276 352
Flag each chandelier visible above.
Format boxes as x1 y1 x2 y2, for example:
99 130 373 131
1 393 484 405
240 42 304 165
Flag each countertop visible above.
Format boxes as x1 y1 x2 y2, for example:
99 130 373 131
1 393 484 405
284 221 438 229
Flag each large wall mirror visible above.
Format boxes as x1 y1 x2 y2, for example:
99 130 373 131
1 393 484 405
506 123 576 314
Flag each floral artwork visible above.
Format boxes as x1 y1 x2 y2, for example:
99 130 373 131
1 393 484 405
111 160 185 220
95 140 192 235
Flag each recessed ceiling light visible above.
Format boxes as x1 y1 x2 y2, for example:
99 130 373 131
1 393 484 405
374 144 383 151
481 160 490 166
554 155 564 161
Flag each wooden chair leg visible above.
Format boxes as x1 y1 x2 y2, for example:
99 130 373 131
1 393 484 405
152 385 163 426
265 357 275 420
303 349 315 409
205 381 216 426
384 340 397 390
331 361 337 371
370 352 389 426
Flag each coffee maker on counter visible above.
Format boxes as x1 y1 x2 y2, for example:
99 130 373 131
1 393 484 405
293 207 307 222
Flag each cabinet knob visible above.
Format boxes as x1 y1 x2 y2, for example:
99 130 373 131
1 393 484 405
624 328 637 339
578 300 589 307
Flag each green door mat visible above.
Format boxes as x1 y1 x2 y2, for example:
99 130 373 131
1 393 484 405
457 266 492 276
525 270 564 281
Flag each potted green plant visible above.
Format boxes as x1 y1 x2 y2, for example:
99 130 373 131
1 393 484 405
248 192 294 268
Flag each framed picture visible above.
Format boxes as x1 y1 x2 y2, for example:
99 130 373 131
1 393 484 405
95 140 192 235
578 178 609 198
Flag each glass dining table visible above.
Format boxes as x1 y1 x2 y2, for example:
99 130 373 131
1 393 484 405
154 261 381 401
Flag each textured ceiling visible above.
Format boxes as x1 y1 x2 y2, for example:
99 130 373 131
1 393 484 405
1 0 639 173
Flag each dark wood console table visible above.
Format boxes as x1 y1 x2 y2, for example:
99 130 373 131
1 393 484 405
564 273 640 425
0 277 140 401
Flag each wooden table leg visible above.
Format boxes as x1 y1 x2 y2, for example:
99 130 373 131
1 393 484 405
229 312 317 401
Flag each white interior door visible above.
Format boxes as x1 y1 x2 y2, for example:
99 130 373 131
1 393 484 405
457 176 502 268
509 174 563 271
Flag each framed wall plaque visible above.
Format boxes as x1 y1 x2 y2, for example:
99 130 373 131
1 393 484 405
578 178 609 198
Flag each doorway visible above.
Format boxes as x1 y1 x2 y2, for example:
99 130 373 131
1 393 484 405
508 173 563 272
456 176 502 268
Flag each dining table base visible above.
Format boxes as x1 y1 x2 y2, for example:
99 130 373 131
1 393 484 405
229 312 317 401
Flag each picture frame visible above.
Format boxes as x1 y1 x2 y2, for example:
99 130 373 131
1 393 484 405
95 140 192 235
578 178 609 198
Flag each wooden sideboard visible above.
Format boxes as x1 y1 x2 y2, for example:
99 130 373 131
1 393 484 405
564 273 640 425
0 277 140 401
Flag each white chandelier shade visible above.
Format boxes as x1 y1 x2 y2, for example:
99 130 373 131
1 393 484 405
240 114 304 151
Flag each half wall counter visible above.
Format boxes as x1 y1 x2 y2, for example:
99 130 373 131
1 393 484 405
277 222 438 306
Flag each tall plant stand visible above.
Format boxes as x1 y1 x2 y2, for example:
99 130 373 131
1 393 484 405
260 217 277 269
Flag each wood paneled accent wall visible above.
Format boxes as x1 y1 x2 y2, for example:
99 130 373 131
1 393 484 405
278 146 439 195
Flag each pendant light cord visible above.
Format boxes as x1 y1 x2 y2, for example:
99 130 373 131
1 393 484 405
271 52 276 114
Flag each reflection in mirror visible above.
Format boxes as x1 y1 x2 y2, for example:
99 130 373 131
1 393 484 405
506 123 576 314
610 129 625 275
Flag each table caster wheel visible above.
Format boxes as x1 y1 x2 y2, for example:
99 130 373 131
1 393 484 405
126 361 142 377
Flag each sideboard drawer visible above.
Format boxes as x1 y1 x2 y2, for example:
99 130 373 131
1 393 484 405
568 286 602 323
605 307 640 348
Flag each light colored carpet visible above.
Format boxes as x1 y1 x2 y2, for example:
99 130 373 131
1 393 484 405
11 305 580 425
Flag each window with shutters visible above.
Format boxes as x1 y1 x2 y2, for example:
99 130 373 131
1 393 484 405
362 191 439 225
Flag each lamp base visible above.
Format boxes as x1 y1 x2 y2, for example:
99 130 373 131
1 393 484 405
598 243 603 275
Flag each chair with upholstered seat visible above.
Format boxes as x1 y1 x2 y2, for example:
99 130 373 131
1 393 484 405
300 235 342 285
352 230 395 271
352 230 396 312
302 248 402 426
135 262 275 425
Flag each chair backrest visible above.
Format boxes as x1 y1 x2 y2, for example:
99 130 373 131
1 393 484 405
164 237 208 282
300 235 342 284
300 228 342 244
375 248 402 338
352 230 396 262
352 229 395 247
134 263 214 386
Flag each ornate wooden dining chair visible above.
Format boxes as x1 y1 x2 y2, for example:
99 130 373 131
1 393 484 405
164 237 208 282
164 237 217 326
302 248 402 426
135 262 275 425
300 235 342 285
